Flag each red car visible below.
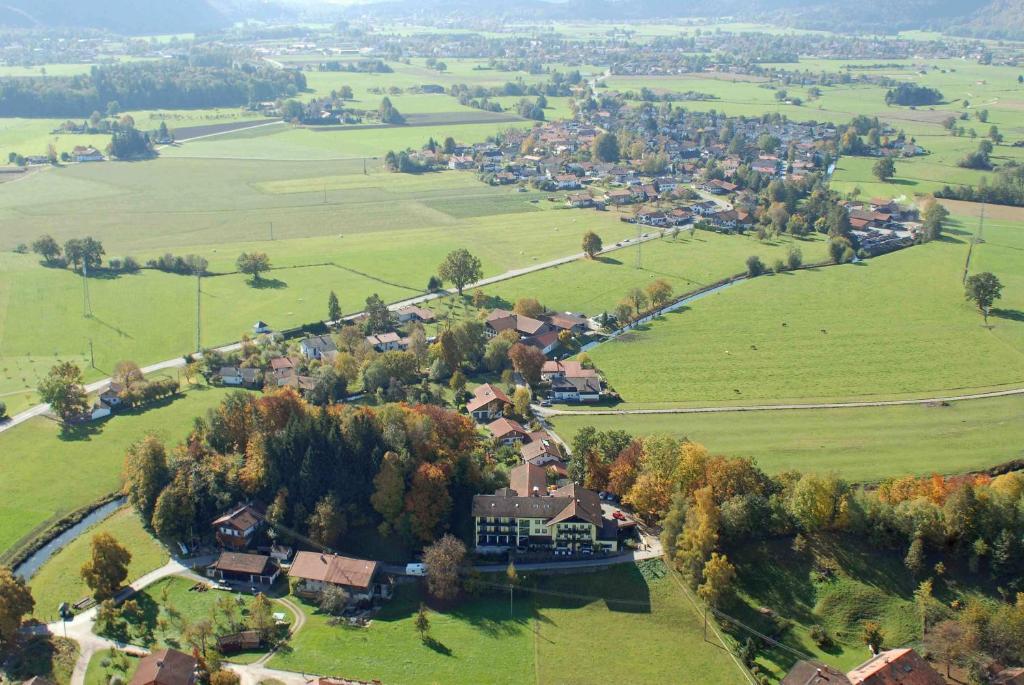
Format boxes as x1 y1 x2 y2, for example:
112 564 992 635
612 511 626 521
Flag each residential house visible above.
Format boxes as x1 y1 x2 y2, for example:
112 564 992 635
466 383 511 421
129 649 197 685
523 330 560 355
206 552 280 587
550 376 602 403
448 155 475 170
99 382 124 407
605 188 637 205
89 401 112 421
289 551 393 603
300 335 337 360
692 200 720 216
218 366 260 388
472 464 619 554
702 179 738 195
395 305 435 323
845 649 945 685
541 360 598 381
566 192 594 208
487 417 530 445
212 504 264 550
520 431 564 467
365 332 407 352
484 309 554 340
547 312 588 335
253 321 271 334
72 146 104 162
554 173 581 190
270 357 296 382
277 374 317 394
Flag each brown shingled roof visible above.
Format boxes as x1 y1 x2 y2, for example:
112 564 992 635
130 649 196 685
210 552 277 576
289 551 378 591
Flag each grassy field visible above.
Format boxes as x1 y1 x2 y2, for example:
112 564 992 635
548 394 1024 482
112 575 293 656
28 507 169 623
270 560 744 685
0 384 234 558
85 650 141 685
582 214 1024 407
0 161 639 399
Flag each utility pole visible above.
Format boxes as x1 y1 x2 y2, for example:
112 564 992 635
269 221 274 241
195 272 201 352
635 223 643 269
704 607 708 643
81 261 92 317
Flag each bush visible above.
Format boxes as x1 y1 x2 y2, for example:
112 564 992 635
746 255 766 277
787 247 803 270
810 624 833 648
772 258 786 274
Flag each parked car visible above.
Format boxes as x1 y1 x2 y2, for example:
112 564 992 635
540 400 552 407
405 563 427 576
612 511 626 521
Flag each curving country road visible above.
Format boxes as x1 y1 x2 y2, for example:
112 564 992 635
535 385 1024 417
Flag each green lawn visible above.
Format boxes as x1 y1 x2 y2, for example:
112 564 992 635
28 507 169 623
271 560 743 684
85 649 141 685
549 394 1024 482
583 215 1024 407
0 384 234 558
110 575 292 656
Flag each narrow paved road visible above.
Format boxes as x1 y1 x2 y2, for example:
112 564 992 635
536 385 1024 417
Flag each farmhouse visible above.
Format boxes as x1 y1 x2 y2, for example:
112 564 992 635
448 155 475 170
289 551 393 603
299 335 337 360
130 649 197 685
89 401 112 421
466 383 511 421
72 146 104 162
99 382 124 407
472 464 619 554
484 309 554 339
566 192 594 208
207 552 281 587
212 503 264 550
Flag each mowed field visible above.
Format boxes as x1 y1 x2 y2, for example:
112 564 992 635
548 394 1024 482
0 160 641 402
583 213 1024 406
0 384 233 558
270 560 744 685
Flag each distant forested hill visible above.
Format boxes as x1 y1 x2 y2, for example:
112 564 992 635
0 0 227 34
949 0 1024 38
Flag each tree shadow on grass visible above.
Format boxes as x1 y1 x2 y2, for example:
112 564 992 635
58 419 104 442
596 256 623 265
423 636 452 655
992 308 1024 323
248 277 287 290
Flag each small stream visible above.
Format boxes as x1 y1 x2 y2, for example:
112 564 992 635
580 278 744 353
15 498 126 581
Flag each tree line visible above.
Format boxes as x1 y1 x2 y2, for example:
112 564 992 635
0 62 307 117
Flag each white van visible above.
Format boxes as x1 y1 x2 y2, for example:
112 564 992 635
405 563 427 576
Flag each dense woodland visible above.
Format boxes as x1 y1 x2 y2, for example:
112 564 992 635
0 61 307 117
570 428 1024 676
123 389 503 552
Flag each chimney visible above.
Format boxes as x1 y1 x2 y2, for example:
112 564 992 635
532 486 540 497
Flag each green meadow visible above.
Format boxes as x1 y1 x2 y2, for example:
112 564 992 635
583 214 1024 406
270 560 744 685
548 394 1024 482
0 384 234 558
28 507 169 622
